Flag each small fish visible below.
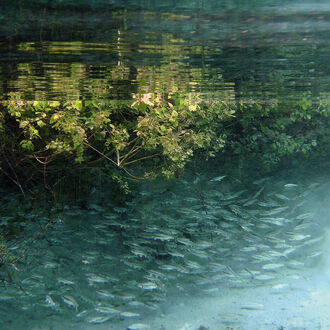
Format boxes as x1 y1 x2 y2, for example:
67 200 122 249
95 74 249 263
86 273 108 284
241 246 258 252
261 217 287 226
96 290 115 298
116 293 136 300
153 233 174 241
127 323 150 330
262 206 289 216
287 260 304 269
262 263 284 270
159 264 178 271
241 303 264 310
294 222 314 231
45 295 56 307
176 265 190 274
185 260 201 269
44 262 58 269
76 310 88 318
254 274 275 281
58 278 74 285
0 294 14 301
95 306 120 314
243 199 258 206
88 316 112 324
210 175 227 182
275 193 290 201
167 250 185 258
303 236 323 246
120 311 140 317
62 295 78 310
272 283 289 291
284 183 298 188
307 251 322 259
190 249 209 259
176 237 194 246
138 281 158 290
131 248 148 258
296 212 314 220
287 233 311 241
251 187 265 199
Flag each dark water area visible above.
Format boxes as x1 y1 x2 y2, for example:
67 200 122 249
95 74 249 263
0 0 329 100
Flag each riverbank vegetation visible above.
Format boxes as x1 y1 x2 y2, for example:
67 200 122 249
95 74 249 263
0 91 329 200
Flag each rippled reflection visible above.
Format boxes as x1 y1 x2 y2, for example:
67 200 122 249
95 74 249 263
0 0 329 100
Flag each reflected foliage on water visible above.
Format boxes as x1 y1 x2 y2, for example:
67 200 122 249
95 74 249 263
0 0 329 100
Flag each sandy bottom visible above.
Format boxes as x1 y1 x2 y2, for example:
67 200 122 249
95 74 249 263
134 264 329 330
143 273 329 330
32 255 330 330
119 232 330 330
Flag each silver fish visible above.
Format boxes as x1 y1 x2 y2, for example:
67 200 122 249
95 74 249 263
241 303 264 310
95 306 120 314
96 290 115 298
262 263 284 270
138 281 158 290
58 278 75 285
120 311 140 317
86 273 108 284
45 295 56 307
287 233 311 241
127 323 150 330
88 316 112 324
62 295 78 310
210 175 227 182
284 183 298 188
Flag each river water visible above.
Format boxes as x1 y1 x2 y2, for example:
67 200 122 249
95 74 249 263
0 158 329 329
1 0 329 100
0 0 329 329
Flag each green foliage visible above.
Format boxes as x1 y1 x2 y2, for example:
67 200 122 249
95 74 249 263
222 96 330 170
0 91 230 192
0 91 328 195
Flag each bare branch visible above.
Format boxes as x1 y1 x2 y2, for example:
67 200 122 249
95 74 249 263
83 140 118 167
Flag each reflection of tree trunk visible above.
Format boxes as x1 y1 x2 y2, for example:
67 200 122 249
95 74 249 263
0 63 18 96
128 65 138 94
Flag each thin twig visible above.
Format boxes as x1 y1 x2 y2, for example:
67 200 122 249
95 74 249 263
119 146 142 166
0 166 25 195
84 141 118 167
123 152 162 166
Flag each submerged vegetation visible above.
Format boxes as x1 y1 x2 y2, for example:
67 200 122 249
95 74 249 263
0 91 230 194
0 91 329 197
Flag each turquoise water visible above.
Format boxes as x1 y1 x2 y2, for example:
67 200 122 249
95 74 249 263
1 159 329 329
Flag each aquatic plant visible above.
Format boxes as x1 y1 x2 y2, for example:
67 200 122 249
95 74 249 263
220 96 330 172
0 91 328 198
0 91 229 195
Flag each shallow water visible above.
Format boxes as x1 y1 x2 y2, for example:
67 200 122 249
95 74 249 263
1 161 329 329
